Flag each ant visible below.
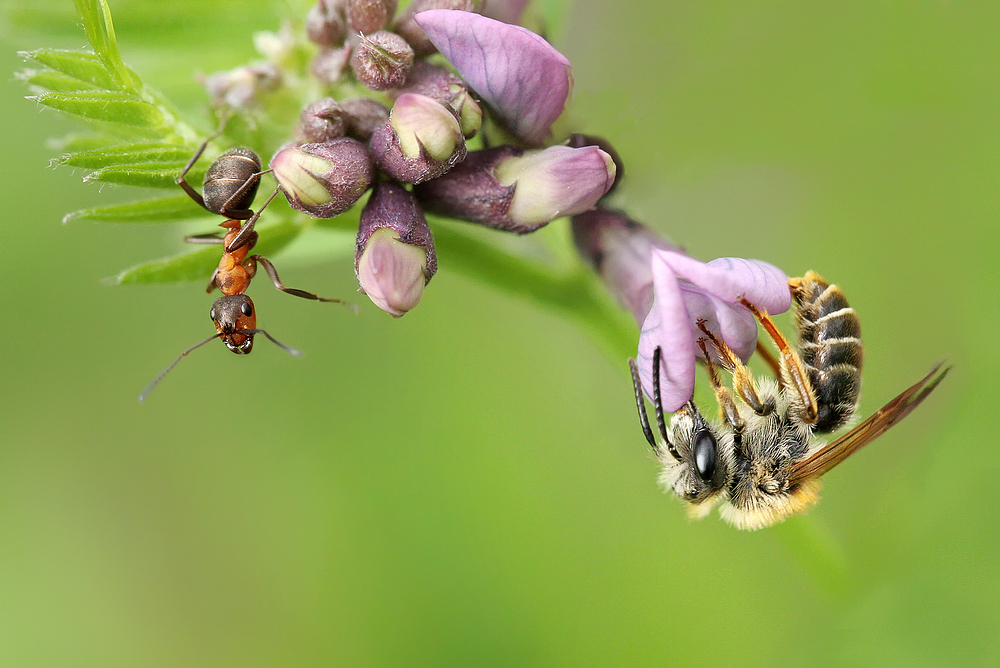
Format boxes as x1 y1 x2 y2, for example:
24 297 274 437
138 125 353 402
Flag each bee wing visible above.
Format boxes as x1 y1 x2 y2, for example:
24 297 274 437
788 362 949 484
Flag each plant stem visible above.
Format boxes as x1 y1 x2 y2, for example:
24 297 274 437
429 219 638 366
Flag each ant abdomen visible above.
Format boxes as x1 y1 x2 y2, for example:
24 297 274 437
791 270 863 433
203 147 262 218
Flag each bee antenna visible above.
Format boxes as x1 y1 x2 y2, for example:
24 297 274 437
651 347 683 462
248 329 304 357
138 333 222 403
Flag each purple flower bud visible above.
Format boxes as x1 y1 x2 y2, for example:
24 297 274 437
271 138 375 218
356 181 437 316
393 0 475 56
296 97 347 144
568 133 623 197
311 46 352 85
346 0 397 34
369 93 466 184
393 61 481 137
414 145 615 233
349 30 414 91
413 10 572 145
340 97 390 141
307 0 347 48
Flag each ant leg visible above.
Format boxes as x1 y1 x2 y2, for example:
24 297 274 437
183 233 225 244
204 267 220 294
250 255 358 310
177 117 231 211
696 320 774 416
739 298 819 424
219 169 273 222
226 186 279 253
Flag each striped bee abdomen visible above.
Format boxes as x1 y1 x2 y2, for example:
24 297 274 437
790 271 863 433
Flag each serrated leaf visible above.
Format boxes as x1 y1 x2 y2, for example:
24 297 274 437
82 163 189 188
110 220 304 285
63 194 204 224
20 49 118 90
31 91 164 128
57 143 194 170
18 68 104 93
73 0 136 92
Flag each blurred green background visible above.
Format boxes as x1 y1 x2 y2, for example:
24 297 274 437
1 0 995 665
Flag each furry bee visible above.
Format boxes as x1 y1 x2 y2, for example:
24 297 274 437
629 271 948 530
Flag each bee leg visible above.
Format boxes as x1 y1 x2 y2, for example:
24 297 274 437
698 338 749 430
739 298 819 424
696 320 775 416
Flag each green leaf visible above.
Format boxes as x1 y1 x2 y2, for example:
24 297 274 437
19 68 106 93
82 163 190 188
73 0 136 92
20 49 119 90
31 91 165 129
56 143 194 170
63 194 203 224
110 219 304 285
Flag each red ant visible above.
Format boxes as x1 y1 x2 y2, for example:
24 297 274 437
138 128 353 402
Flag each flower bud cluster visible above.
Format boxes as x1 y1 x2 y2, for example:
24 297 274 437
205 5 618 317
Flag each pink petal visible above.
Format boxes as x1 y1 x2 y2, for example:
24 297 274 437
413 9 572 145
659 252 791 315
636 252 698 413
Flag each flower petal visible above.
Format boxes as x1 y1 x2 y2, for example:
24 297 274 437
636 252 698 413
659 252 791 315
413 9 572 144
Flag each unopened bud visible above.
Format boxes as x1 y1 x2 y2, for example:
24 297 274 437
307 0 347 47
393 61 481 137
369 93 466 184
311 46 352 85
350 30 414 91
356 181 437 317
393 0 474 55
340 97 390 141
347 0 397 33
414 145 615 233
296 97 347 144
271 138 375 218
568 133 624 197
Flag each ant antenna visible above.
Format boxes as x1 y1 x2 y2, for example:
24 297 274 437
138 328 303 403
138 333 221 403
248 328 304 358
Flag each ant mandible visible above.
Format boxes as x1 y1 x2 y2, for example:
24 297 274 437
138 124 353 402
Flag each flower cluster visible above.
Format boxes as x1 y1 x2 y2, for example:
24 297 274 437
209 2 616 317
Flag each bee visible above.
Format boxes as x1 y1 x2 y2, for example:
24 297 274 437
628 270 948 530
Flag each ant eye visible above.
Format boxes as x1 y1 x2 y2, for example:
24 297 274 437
241 302 253 317
693 430 718 482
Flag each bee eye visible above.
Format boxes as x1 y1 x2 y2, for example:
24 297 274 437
241 302 253 317
693 430 718 482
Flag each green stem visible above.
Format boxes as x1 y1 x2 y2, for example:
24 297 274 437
429 219 638 366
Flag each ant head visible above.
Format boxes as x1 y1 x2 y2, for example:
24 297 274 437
211 294 257 354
